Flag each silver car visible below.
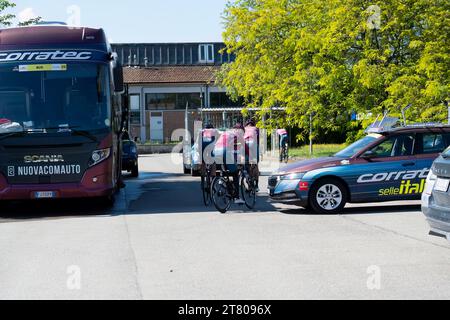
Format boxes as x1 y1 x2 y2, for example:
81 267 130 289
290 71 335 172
422 147 450 240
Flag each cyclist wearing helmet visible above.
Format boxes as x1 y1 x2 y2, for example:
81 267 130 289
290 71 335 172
277 128 289 162
214 123 246 205
196 123 219 167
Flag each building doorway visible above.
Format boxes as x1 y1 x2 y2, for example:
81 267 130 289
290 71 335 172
150 112 164 143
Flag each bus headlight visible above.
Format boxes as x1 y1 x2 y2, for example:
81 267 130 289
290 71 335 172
90 148 111 167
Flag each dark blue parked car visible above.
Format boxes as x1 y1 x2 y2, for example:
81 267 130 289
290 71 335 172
122 132 139 178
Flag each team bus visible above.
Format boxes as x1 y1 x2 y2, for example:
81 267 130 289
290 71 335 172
0 24 127 205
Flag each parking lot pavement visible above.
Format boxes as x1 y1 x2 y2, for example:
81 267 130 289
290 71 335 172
0 154 449 300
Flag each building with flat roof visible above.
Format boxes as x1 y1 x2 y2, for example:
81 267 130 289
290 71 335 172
112 43 244 143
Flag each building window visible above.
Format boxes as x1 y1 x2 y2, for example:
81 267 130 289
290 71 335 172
129 94 140 125
210 92 243 108
199 44 214 64
146 93 202 110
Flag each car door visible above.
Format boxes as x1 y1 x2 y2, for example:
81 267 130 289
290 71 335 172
352 133 420 202
415 132 450 184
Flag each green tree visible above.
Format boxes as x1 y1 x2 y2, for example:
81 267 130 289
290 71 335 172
0 0 41 27
219 0 449 143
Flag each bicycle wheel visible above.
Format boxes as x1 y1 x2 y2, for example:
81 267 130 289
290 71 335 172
201 171 212 206
241 175 257 210
211 177 232 214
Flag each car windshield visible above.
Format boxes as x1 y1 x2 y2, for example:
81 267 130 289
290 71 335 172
335 134 381 158
0 63 111 135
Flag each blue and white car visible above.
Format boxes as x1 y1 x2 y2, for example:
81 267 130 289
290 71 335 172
269 124 450 214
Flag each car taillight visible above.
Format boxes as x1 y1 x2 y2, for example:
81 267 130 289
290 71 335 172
299 182 309 191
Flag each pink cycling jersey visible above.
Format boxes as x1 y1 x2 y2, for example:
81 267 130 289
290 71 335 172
202 129 219 142
244 126 259 142
215 130 238 149
277 129 288 136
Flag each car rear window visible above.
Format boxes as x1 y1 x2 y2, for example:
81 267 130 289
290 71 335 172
421 133 450 154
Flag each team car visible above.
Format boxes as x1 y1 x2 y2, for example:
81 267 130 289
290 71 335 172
183 142 202 176
268 117 450 214
422 147 450 240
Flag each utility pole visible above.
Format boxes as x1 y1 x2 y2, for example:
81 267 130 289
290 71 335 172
445 100 450 125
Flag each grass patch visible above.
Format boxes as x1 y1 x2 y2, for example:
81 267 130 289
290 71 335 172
289 144 347 159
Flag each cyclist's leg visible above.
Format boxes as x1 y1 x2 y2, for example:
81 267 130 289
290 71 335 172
232 169 246 204
252 164 260 190
280 135 287 160
279 137 284 162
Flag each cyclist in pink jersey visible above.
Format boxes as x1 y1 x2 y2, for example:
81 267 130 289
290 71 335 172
214 123 246 204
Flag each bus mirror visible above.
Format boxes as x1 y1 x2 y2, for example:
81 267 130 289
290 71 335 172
113 63 124 93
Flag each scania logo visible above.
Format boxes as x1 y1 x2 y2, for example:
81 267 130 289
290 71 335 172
0 51 92 62
24 155 65 163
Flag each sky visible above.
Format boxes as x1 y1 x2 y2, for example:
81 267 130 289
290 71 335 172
9 0 230 43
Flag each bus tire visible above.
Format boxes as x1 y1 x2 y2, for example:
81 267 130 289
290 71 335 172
101 195 116 208
131 163 139 178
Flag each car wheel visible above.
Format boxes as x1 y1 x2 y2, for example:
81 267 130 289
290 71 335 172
309 179 347 214
131 163 139 178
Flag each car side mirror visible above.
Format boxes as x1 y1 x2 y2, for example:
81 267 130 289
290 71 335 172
113 63 125 93
361 150 376 160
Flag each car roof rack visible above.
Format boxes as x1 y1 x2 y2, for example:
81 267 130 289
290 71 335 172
365 106 449 134
365 112 401 134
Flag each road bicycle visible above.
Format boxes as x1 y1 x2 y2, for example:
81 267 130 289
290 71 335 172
211 164 257 214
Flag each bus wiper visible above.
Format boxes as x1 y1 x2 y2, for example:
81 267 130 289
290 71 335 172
70 129 98 143
0 130 27 141
38 126 99 143
60 126 98 143
0 127 56 140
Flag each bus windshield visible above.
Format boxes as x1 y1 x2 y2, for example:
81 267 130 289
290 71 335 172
0 63 111 135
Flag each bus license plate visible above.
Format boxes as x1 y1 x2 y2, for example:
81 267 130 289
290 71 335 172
35 191 57 199
435 179 450 193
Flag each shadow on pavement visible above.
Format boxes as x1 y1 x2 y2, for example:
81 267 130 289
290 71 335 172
279 204 422 216
0 198 114 221
0 171 278 222
0 172 141 222
125 174 277 215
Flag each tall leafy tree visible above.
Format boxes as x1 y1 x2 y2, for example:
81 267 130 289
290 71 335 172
0 0 41 27
219 0 449 143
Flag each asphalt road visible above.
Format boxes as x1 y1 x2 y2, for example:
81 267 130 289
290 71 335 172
0 154 449 300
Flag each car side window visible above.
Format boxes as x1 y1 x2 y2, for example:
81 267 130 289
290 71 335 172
370 137 396 158
420 133 450 154
370 135 415 158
